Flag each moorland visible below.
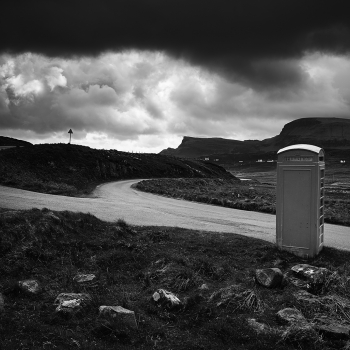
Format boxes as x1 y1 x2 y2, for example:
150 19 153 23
0 130 350 349
135 163 350 227
2 208 350 349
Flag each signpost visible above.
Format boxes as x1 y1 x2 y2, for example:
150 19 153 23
68 129 73 144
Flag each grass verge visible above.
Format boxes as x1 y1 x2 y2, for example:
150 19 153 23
135 178 350 226
1 208 350 349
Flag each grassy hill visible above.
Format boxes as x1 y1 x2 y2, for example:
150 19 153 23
1 208 350 349
0 136 33 147
0 143 234 196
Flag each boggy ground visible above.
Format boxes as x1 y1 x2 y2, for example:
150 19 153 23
135 167 350 227
1 208 350 349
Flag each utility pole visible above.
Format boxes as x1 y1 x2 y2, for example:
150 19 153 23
68 129 73 144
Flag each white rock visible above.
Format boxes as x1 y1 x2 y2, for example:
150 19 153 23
73 274 96 283
199 284 209 290
18 279 41 294
247 318 267 333
291 264 330 284
54 293 91 313
276 308 307 325
152 289 182 309
98 306 138 329
287 264 331 292
61 299 81 308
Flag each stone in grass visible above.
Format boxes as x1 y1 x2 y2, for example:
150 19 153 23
284 271 309 289
44 211 61 223
152 289 182 309
198 283 209 291
98 306 138 329
73 273 97 284
314 316 350 339
255 268 283 288
247 318 268 334
293 290 321 305
18 279 41 295
291 264 330 285
54 293 92 314
0 292 4 312
276 308 308 325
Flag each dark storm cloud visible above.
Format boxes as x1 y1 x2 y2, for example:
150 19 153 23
1 0 349 88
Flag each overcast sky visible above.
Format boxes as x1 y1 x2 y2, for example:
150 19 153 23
1 0 350 152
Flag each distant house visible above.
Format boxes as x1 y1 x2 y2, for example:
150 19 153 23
214 159 219 161
204 157 209 161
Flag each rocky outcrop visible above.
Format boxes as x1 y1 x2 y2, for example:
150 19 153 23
278 118 350 145
160 117 350 160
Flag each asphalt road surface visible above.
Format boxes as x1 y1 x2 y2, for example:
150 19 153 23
0 180 349 250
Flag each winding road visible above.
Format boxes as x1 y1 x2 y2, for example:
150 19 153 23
0 179 349 250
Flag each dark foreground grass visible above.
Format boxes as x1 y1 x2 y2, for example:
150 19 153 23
1 208 350 349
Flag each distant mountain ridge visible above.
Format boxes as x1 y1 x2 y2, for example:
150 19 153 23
160 118 350 159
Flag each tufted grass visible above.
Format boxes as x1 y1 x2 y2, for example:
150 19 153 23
1 208 350 349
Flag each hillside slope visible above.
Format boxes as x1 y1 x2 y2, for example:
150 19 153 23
0 143 234 196
160 118 350 160
0 136 33 147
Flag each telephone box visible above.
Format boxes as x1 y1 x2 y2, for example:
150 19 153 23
276 144 325 258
